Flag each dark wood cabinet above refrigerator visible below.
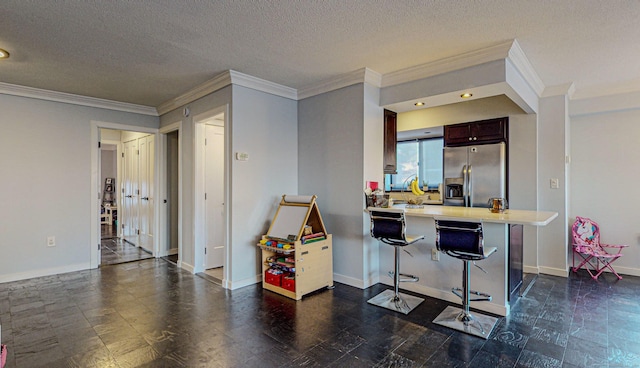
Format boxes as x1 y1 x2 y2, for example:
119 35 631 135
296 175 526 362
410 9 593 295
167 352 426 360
444 117 508 146
383 109 398 174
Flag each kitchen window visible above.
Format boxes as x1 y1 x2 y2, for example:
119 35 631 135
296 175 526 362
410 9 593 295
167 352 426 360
385 138 443 191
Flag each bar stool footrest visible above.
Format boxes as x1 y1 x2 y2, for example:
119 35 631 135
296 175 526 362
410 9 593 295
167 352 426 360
388 271 419 283
433 305 498 339
451 287 492 302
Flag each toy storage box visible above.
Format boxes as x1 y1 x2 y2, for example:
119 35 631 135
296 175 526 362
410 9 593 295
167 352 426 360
257 195 333 300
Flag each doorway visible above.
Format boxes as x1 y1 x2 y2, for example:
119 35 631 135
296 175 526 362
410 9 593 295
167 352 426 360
161 129 180 265
193 107 228 284
94 126 156 267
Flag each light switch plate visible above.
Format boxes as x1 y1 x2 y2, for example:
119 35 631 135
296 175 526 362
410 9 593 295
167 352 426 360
235 152 249 161
550 178 559 189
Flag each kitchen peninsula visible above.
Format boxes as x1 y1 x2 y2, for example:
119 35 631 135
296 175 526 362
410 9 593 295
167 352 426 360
367 205 557 317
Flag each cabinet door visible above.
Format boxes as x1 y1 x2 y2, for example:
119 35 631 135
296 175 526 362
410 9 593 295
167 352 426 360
472 118 507 144
444 123 473 146
383 109 397 174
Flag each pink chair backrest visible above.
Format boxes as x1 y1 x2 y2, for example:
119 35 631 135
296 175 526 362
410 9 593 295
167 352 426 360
572 216 601 248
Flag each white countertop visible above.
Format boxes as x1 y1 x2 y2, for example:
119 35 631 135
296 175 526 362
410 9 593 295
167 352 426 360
368 205 558 226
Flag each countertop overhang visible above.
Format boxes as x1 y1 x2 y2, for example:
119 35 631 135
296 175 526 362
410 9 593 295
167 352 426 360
368 205 558 226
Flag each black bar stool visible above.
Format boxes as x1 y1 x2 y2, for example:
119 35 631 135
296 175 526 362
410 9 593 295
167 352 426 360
432 218 498 338
367 207 424 314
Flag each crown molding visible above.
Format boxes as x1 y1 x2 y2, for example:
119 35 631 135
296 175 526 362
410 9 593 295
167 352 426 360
381 41 514 88
156 70 297 115
542 83 575 98
156 71 233 115
297 68 382 100
229 70 297 100
0 82 158 116
507 40 545 97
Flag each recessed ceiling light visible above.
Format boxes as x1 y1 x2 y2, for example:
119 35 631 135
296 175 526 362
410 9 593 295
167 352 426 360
0 48 9 59
460 93 472 98
414 102 425 106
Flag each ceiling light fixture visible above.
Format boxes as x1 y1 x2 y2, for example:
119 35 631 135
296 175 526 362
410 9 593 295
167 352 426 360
0 48 9 59
414 102 425 106
460 93 472 99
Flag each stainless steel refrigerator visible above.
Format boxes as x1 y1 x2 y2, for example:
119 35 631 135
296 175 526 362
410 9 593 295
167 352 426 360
443 142 506 207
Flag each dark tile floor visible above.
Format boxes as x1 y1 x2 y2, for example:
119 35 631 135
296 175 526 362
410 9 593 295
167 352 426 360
101 225 153 266
1 260 639 367
100 238 153 266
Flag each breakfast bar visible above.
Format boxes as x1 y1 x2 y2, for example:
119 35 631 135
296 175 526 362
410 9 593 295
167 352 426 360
369 205 558 317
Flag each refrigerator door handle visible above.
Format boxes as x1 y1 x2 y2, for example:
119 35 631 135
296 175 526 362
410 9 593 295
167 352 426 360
462 165 468 207
468 165 473 207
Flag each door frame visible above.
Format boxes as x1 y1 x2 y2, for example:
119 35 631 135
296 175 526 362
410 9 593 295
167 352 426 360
193 105 230 282
90 121 159 269
101 138 123 239
158 121 183 267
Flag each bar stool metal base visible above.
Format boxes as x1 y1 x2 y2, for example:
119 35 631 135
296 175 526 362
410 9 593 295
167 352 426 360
433 305 498 339
367 289 424 315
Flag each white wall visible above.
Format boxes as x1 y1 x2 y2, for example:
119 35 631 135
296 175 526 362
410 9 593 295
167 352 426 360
229 85 298 287
570 107 640 275
0 94 158 282
508 114 539 271
298 84 370 287
362 83 384 286
537 94 570 276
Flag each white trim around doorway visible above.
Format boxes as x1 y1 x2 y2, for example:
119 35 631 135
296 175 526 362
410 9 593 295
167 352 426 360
90 120 159 269
193 105 230 286
159 121 183 269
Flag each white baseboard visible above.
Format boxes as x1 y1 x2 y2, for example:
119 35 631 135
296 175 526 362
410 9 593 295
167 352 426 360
228 274 261 290
523 265 539 274
0 262 91 283
538 266 568 277
608 265 640 277
333 273 365 289
180 261 195 273
566 264 640 278
168 248 178 256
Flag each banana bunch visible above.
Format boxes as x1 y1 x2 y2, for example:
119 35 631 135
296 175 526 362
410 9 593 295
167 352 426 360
410 177 425 196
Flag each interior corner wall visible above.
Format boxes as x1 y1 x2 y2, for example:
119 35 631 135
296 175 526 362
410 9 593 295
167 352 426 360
229 85 298 287
362 83 383 287
570 107 640 276
537 94 569 276
298 84 367 287
508 113 539 272
0 93 158 282
159 85 297 287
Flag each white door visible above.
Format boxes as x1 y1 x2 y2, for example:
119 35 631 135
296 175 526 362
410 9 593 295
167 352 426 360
123 139 139 236
139 135 155 238
205 125 225 269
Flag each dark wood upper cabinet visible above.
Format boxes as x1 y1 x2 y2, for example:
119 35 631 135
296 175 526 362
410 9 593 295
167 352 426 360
383 109 397 174
444 117 508 146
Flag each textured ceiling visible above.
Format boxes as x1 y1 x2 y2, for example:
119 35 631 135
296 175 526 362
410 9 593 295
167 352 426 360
1 1 639 107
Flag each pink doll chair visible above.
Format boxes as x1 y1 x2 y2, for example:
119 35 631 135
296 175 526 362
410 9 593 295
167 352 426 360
572 216 627 280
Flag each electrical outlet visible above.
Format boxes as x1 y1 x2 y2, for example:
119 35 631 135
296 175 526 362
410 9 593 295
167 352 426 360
47 236 56 247
550 178 559 189
431 248 439 261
